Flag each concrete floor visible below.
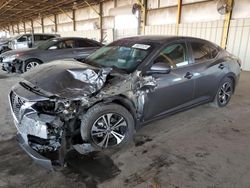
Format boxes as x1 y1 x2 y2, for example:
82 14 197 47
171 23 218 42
0 70 250 188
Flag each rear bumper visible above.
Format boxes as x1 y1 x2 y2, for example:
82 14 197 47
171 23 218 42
16 133 54 171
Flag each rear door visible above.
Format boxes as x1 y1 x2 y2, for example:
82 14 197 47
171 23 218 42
187 40 227 101
42 39 77 62
73 39 101 59
143 41 195 120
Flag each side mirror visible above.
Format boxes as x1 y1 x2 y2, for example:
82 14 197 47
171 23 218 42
147 62 171 74
49 46 58 50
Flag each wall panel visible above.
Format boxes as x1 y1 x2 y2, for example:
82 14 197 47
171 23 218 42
227 18 250 71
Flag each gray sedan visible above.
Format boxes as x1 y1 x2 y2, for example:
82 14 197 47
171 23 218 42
0 37 102 73
9 36 241 170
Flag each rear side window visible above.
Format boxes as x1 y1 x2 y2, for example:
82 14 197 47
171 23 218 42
57 40 75 49
34 35 55 41
43 35 55 40
34 35 42 41
17 35 28 42
75 39 100 48
190 42 218 63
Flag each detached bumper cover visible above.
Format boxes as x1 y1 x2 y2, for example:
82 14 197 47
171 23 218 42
16 133 54 171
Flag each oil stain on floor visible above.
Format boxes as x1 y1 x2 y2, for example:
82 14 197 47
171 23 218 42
0 138 120 188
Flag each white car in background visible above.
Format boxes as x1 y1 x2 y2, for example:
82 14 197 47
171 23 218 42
8 33 60 50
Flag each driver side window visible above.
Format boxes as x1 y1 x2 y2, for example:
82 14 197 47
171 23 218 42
154 43 188 68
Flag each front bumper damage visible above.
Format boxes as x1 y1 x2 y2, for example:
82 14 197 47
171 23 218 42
1 60 22 73
16 133 53 171
9 91 65 171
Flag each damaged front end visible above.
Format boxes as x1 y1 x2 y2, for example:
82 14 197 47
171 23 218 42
9 88 82 170
9 60 156 170
9 61 112 170
9 91 63 170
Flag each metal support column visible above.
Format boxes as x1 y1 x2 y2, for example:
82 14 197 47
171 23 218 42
8 25 11 35
17 23 20 34
136 0 147 35
23 21 26 33
176 0 182 35
99 1 103 42
11 24 14 35
84 1 103 42
41 17 44 33
221 0 234 49
54 15 57 33
31 19 34 34
72 9 76 31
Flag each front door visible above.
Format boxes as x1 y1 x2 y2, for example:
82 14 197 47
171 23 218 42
143 42 195 120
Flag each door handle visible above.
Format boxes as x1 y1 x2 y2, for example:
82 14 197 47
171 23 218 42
218 63 225 69
184 72 193 79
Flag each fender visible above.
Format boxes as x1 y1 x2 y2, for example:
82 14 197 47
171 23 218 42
102 95 140 129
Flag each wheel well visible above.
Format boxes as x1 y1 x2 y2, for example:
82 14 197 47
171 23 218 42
103 95 138 128
25 58 43 64
227 75 236 92
22 58 43 72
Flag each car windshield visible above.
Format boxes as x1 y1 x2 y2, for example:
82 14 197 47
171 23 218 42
85 45 152 73
37 39 59 50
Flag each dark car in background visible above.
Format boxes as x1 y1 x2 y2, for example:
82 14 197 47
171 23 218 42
1 37 103 73
9 36 241 170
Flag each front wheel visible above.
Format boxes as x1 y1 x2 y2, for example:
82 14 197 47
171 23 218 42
23 59 41 72
212 77 234 107
80 103 135 150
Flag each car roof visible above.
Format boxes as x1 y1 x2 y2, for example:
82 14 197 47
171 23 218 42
113 35 217 47
19 33 58 36
52 37 98 41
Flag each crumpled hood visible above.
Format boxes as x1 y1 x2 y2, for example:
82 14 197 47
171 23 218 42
22 59 112 99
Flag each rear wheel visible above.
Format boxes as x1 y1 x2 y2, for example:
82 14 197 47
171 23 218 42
80 103 135 150
212 77 234 107
23 59 41 72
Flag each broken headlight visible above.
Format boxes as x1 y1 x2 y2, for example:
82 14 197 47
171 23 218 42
35 101 56 113
34 100 79 119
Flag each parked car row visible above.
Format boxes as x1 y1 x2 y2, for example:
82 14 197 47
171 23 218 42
6 35 241 170
0 33 59 54
8 33 60 50
0 36 103 73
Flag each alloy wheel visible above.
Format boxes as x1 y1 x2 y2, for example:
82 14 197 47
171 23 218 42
26 62 39 71
218 82 232 105
91 113 128 148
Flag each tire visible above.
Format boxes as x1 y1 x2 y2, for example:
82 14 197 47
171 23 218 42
212 77 234 107
23 59 41 72
80 103 135 150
